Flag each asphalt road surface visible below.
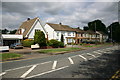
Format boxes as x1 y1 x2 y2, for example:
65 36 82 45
0 45 120 80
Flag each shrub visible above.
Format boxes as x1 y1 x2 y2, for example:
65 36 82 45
34 31 46 47
58 41 64 47
47 39 64 48
22 39 34 47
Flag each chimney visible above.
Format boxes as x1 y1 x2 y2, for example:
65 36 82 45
59 22 62 25
27 18 30 21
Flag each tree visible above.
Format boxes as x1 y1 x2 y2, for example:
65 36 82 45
9 29 17 34
61 34 64 43
2 29 9 34
34 31 46 47
88 20 108 34
83 26 89 31
107 22 120 42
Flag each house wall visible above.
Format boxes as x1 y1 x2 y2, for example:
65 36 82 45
27 20 47 39
44 24 76 44
44 24 55 40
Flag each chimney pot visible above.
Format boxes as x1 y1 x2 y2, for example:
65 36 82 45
27 18 30 21
59 22 62 25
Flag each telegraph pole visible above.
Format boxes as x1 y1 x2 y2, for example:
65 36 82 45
95 22 97 45
111 25 112 43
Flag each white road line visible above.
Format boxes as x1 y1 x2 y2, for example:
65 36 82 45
41 61 52 64
52 61 57 69
26 66 69 79
71 55 78 58
87 53 96 58
20 65 37 78
5 61 52 72
89 58 93 60
79 55 87 61
68 57 74 64
93 51 102 55
0 72 6 76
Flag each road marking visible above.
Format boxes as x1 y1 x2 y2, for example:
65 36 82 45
41 61 52 64
87 53 96 58
71 55 78 58
68 57 74 64
5 61 52 72
20 65 37 78
93 51 102 55
89 58 93 60
97 50 104 53
26 66 69 79
79 55 87 61
0 72 6 76
52 61 57 69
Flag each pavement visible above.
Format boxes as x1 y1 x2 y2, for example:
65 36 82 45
0 45 120 80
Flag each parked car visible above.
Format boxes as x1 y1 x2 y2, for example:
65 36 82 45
10 43 23 49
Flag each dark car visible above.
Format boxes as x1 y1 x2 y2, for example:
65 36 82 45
10 43 23 49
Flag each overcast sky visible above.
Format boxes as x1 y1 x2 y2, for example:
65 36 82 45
1 0 119 30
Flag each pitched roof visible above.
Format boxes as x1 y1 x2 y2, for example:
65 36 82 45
97 31 107 35
46 23 76 32
72 28 85 33
85 30 96 34
16 17 38 37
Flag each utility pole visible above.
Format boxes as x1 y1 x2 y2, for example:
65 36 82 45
95 22 97 45
111 25 112 43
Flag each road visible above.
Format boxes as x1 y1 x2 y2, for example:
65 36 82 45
0 45 119 79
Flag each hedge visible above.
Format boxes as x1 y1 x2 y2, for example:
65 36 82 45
22 39 34 47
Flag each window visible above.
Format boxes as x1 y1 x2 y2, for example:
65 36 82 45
68 32 71 36
57 32 59 36
73 32 75 36
35 29 41 32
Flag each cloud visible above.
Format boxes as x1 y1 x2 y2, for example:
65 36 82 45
1 2 119 30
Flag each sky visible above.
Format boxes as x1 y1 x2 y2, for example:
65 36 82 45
1 0 119 30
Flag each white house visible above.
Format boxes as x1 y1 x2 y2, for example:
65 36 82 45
16 17 47 39
96 31 108 42
44 23 76 44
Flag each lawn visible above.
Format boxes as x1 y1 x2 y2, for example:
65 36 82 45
83 44 101 47
38 47 82 53
0 53 22 61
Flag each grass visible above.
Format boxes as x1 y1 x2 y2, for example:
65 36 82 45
83 44 101 47
0 53 22 61
38 47 82 53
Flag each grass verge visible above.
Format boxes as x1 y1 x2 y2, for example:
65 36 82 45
0 53 22 61
38 47 82 54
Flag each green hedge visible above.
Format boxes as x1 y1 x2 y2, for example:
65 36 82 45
47 39 64 48
22 39 34 47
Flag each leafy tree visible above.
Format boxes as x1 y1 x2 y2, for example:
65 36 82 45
9 29 17 34
34 31 46 47
88 20 108 34
83 26 89 31
2 29 9 34
107 22 120 42
61 34 64 43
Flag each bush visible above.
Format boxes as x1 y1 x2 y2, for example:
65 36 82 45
22 39 34 47
58 42 64 47
47 39 64 48
34 31 46 47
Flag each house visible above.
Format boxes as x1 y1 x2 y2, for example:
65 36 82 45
72 27 85 44
44 23 76 44
83 30 100 42
96 31 108 42
16 17 47 39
